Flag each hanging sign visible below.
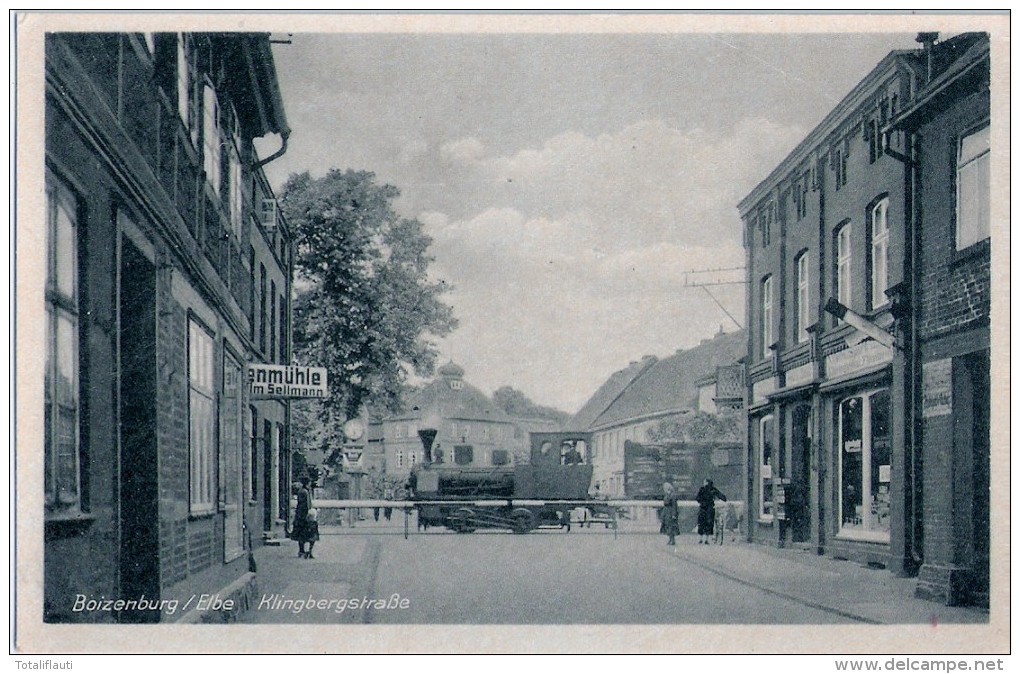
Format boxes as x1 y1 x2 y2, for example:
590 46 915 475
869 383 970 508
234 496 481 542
248 364 328 399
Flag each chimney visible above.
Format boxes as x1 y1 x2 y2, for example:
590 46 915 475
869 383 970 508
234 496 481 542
916 32 939 83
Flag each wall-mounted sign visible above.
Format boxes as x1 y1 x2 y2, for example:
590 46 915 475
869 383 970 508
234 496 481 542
784 362 815 389
825 340 892 381
248 364 328 399
922 358 953 418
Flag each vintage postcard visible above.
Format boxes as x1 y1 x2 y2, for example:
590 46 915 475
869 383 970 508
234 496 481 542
12 11 1010 658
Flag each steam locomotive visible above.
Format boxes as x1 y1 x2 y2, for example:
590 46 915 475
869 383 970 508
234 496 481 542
406 431 595 534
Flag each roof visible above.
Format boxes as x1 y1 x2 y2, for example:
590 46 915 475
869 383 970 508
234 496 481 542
738 49 921 214
386 365 513 425
568 356 658 431
891 33 990 130
588 330 747 430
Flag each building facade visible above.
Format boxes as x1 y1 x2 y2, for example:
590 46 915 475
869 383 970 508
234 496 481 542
890 35 991 606
378 362 518 478
44 32 292 622
738 33 990 599
573 330 746 498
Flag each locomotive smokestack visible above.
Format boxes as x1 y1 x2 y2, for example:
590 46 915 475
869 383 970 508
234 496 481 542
418 428 438 463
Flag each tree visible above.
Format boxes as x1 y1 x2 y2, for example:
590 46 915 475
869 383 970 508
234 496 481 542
282 169 457 443
492 386 570 426
646 410 743 444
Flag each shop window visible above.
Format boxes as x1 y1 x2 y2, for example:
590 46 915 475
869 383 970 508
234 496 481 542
45 174 81 516
870 198 889 309
188 318 217 514
758 415 775 521
957 124 990 250
838 389 891 539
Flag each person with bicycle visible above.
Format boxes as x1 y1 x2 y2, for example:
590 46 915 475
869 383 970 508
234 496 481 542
696 478 727 545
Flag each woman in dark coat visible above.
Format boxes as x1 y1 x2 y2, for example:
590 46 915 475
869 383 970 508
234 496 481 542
292 477 319 558
661 482 681 546
696 478 727 544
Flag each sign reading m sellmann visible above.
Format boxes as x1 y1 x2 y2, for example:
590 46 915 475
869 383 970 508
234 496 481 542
248 364 328 399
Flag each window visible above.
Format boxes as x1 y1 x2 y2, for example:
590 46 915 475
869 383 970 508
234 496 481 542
760 276 773 359
279 293 287 362
957 125 990 250
270 281 277 363
759 415 775 520
228 140 242 238
394 424 404 439
796 252 810 343
492 449 510 466
836 223 852 313
396 450 404 469
454 445 474 466
222 352 244 560
202 84 221 196
45 174 81 515
189 319 216 514
838 390 891 539
176 34 198 146
249 406 258 501
870 198 889 308
248 246 256 341
259 264 267 354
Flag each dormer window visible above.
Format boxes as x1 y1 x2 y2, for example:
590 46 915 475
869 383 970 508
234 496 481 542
450 380 463 390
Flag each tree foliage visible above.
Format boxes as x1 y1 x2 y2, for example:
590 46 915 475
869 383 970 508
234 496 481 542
282 169 457 438
646 410 743 444
491 386 570 426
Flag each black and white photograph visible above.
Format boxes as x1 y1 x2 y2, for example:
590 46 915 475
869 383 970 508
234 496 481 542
12 11 1009 659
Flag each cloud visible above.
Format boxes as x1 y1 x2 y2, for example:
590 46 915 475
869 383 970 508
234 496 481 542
416 118 802 411
440 136 487 165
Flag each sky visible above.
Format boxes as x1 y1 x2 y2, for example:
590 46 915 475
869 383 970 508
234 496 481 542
260 29 923 415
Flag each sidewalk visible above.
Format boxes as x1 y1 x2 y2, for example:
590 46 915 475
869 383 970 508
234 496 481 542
666 535 989 625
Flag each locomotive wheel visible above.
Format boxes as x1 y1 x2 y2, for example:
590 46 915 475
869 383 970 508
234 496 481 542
511 509 535 535
450 508 476 534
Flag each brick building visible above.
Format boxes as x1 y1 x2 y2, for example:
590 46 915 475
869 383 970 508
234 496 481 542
44 32 293 622
889 34 991 606
738 33 990 602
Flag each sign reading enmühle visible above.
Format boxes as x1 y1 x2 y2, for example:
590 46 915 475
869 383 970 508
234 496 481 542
248 364 329 399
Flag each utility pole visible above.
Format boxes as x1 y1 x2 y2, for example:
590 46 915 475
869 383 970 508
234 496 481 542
683 266 746 330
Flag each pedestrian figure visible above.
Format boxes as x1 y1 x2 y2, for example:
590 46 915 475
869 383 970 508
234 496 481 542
661 482 680 545
384 487 394 521
696 478 728 544
291 476 319 558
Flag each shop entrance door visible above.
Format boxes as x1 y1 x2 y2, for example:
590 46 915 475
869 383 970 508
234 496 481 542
964 351 990 605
